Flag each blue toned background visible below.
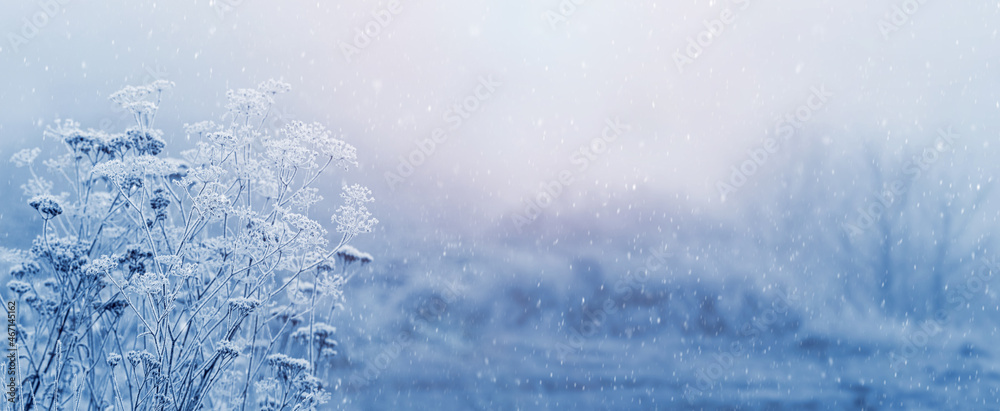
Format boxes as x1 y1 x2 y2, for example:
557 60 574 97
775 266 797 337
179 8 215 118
3 0 1000 409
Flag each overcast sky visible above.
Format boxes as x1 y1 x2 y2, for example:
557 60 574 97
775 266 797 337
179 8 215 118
2 0 998 235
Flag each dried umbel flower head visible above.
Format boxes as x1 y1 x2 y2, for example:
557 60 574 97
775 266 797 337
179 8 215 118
216 340 242 359
107 353 123 368
108 80 172 107
7 280 32 296
266 354 310 382
333 184 379 237
150 189 170 220
9 261 41 280
149 79 174 93
11 148 40 167
335 245 374 267
29 195 63 219
291 323 338 359
92 156 175 189
315 273 346 301
278 121 358 169
228 297 261 316
126 350 161 372
102 300 128 317
258 79 291 95
109 85 154 109
84 255 117 276
125 128 166 155
226 88 270 118
192 184 231 221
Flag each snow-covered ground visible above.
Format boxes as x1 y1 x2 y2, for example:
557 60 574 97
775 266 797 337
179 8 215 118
320 207 1000 410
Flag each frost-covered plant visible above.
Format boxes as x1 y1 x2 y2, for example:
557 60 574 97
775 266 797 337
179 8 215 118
3 79 376 410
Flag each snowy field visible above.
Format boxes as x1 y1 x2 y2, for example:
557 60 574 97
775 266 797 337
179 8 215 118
324 209 1000 410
